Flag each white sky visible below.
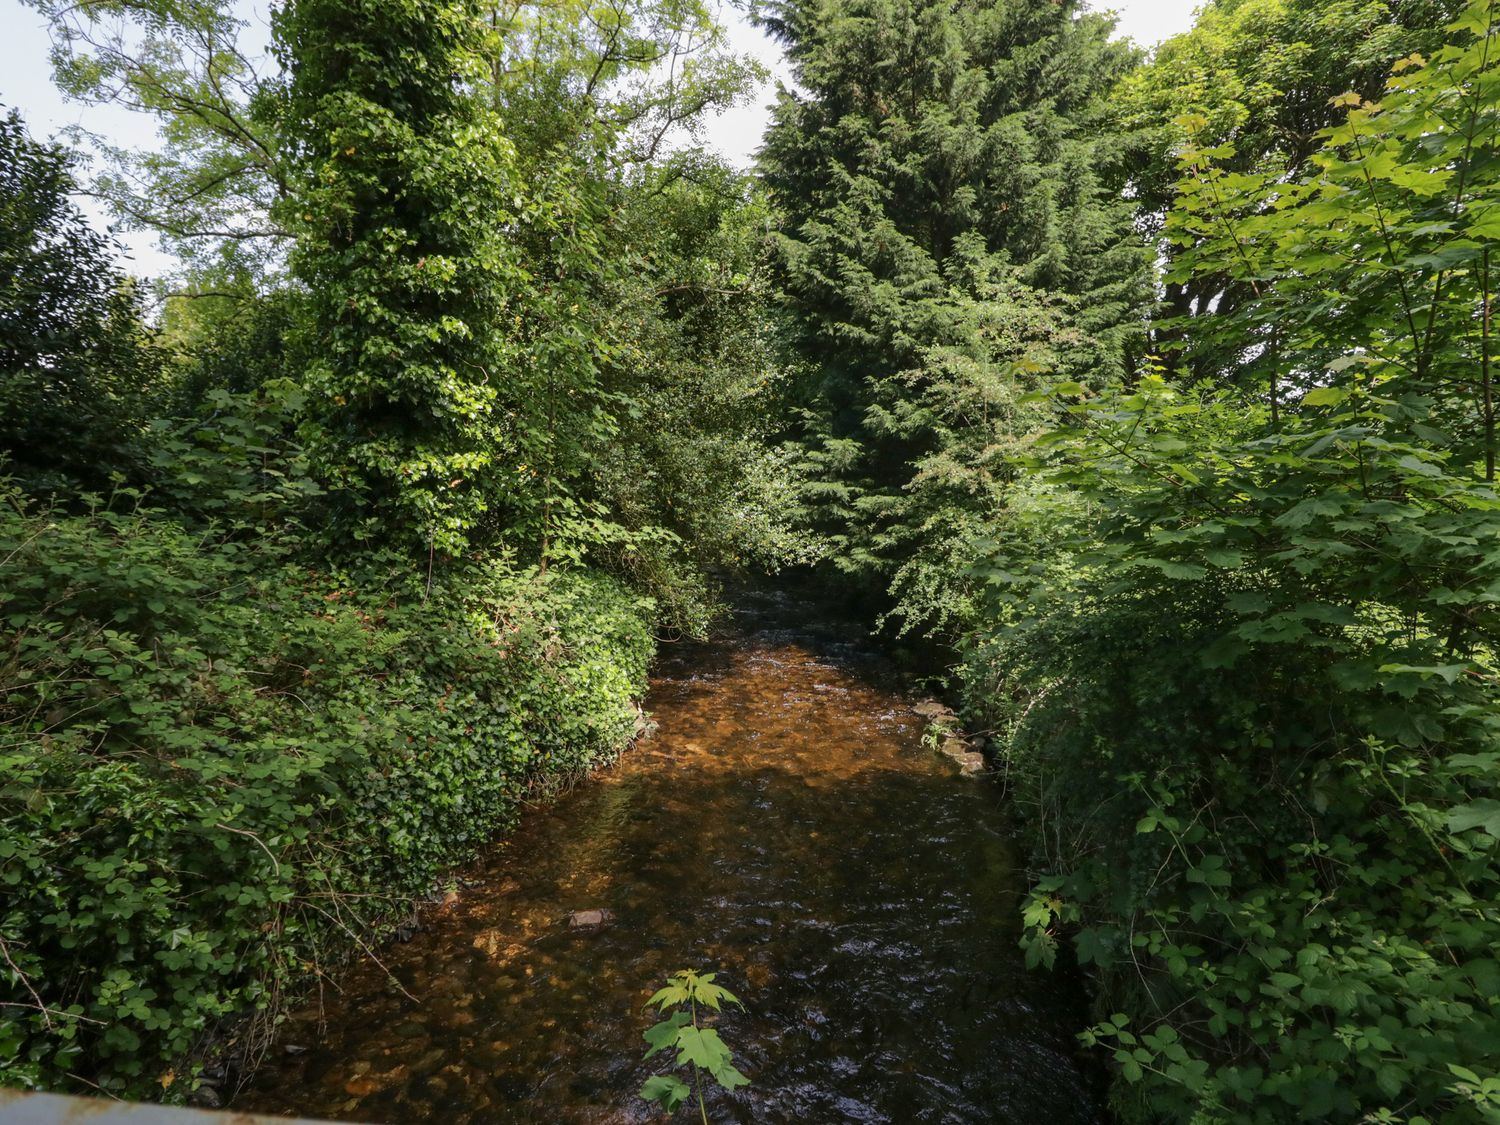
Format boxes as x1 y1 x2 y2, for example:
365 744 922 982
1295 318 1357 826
0 0 1199 278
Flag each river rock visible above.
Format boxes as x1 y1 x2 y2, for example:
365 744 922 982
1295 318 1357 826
912 699 958 724
938 736 988 777
633 705 658 739
567 908 613 928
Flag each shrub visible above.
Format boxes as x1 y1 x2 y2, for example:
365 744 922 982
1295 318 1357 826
0 485 653 1096
959 7 1500 1119
966 378 1500 1122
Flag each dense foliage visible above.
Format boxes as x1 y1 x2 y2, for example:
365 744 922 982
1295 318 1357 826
8 0 1500 1118
965 2 1500 1121
759 0 1500 1119
0 486 650 1093
0 0 788 1100
1114 0 1465 380
0 109 166 493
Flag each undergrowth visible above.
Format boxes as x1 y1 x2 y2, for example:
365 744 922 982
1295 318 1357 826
0 484 654 1097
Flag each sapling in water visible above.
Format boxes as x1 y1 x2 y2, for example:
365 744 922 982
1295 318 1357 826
638 969 750 1122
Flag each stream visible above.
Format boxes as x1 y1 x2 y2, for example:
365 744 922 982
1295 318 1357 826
238 594 1103 1124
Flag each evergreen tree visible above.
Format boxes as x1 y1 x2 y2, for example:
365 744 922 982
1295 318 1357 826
758 0 1151 629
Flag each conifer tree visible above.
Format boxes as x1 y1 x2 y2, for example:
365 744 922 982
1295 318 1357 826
759 0 1151 628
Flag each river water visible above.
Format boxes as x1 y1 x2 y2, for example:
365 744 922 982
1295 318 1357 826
238 595 1102 1124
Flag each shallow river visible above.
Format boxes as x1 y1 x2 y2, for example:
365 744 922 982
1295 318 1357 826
239 597 1102 1124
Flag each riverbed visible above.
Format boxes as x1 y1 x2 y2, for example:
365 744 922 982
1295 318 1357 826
238 596 1102 1123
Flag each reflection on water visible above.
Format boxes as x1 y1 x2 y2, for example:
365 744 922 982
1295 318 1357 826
239 595 1102 1124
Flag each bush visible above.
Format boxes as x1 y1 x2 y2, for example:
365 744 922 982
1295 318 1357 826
955 9 1500 1119
965 376 1500 1123
0 485 653 1096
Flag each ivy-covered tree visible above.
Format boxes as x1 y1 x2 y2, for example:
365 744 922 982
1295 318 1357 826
758 0 1151 630
274 0 524 554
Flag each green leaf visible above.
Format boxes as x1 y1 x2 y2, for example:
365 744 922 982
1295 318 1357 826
1302 387 1347 407
1136 558 1208 580
643 1011 690 1059
640 1074 690 1113
646 983 691 1010
1447 800 1500 839
1376 1063 1404 1100
675 1026 733 1072
709 1061 751 1091
1203 548 1244 568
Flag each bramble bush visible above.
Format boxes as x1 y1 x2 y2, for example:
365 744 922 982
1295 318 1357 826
969 378 1500 1121
965 5 1500 1121
0 482 653 1097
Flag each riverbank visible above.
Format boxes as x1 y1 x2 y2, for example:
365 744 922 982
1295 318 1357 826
0 504 655 1102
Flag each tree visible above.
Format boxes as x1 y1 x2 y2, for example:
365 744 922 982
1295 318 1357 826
487 0 764 167
1113 0 1463 383
0 108 163 492
21 0 291 289
976 2 1500 1118
758 0 1150 631
481 0 766 570
273 0 524 554
586 158 813 628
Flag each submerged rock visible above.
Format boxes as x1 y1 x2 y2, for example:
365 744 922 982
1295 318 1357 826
912 699 957 723
912 699 987 775
633 703 658 739
567 908 613 928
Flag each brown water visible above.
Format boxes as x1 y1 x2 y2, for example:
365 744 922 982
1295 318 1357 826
239 596 1102 1124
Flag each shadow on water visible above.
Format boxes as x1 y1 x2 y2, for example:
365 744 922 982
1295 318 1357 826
238 591 1103 1124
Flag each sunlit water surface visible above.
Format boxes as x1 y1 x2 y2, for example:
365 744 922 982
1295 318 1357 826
239 596 1102 1124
